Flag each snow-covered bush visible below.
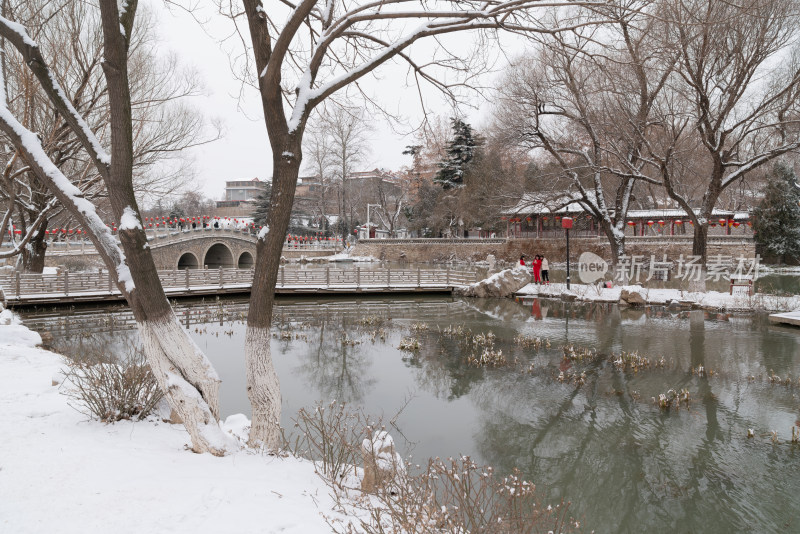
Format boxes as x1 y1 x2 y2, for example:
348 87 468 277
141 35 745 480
337 456 579 534
287 401 375 487
61 344 163 422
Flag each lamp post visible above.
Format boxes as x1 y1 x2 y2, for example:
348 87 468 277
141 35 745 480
562 217 573 290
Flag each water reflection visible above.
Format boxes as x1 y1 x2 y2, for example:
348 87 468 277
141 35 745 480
18 295 800 532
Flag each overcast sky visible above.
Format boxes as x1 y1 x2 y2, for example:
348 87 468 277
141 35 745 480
148 1 525 201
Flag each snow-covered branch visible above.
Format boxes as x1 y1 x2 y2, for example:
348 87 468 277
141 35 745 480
0 16 112 178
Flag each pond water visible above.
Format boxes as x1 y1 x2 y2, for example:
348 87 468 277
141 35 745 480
19 295 800 532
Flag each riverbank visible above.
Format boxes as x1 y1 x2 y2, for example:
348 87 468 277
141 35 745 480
516 282 800 313
0 311 346 533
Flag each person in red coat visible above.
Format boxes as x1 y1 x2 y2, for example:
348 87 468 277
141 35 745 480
532 255 542 283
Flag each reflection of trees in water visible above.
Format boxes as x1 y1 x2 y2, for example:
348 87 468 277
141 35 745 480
464 342 800 532
47 328 139 363
402 333 486 401
293 309 376 404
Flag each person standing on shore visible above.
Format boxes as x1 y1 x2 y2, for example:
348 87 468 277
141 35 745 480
532 255 542 284
540 256 550 284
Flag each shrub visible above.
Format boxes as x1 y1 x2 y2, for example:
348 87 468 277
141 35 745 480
287 401 376 486
336 456 579 534
61 343 163 422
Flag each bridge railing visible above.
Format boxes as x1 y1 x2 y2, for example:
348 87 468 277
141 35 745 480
0 266 479 300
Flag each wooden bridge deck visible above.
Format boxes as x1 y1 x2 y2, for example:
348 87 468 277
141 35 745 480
1 267 479 307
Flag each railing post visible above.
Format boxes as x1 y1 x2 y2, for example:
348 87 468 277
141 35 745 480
357 266 361 289
15 271 20 297
64 270 69 296
218 266 223 287
387 267 391 288
108 269 113 293
475 271 480 283
280 266 285 287
417 267 421 288
446 266 450 286
185 268 190 289
326 266 330 288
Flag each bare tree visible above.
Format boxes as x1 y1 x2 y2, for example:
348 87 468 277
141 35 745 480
0 1 215 271
231 0 598 447
0 2 233 454
324 106 371 238
302 118 336 232
495 0 673 263
646 0 800 266
372 174 410 236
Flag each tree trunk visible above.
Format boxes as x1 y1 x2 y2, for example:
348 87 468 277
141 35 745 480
21 225 47 273
97 0 232 455
601 221 626 283
245 153 300 448
689 221 709 292
692 221 708 264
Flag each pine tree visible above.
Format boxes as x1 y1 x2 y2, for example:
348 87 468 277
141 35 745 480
434 117 482 189
753 162 800 264
251 182 273 227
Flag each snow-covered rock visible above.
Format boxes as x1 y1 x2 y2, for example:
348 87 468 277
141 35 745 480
620 285 647 306
361 430 404 493
455 265 532 298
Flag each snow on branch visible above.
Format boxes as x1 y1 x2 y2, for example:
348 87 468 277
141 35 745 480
268 0 607 133
0 16 112 176
0 198 57 259
0 99 134 293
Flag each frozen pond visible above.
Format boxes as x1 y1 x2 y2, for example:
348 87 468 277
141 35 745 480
20 295 800 532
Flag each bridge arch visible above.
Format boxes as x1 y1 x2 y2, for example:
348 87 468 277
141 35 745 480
237 251 254 268
177 252 199 270
203 243 234 269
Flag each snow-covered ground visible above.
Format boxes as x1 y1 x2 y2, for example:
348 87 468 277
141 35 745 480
517 282 800 312
0 310 346 534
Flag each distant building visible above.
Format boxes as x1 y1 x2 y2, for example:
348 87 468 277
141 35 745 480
224 178 269 201
215 178 270 217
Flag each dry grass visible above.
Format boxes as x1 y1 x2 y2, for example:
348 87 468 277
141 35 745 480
60 342 163 422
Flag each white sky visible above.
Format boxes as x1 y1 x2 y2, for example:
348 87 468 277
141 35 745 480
148 1 526 201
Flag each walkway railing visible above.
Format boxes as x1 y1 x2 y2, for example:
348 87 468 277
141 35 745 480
1 267 479 305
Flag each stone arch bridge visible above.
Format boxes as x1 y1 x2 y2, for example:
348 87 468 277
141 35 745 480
146 228 337 270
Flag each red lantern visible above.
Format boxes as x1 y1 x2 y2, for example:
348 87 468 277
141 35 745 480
526 217 532 222
718 218 726 225
733 221 740 228
657 220 665 226
627 221 636 226
675 220 683 225
747 221 752 227
728 219 734 226
647 220 654 226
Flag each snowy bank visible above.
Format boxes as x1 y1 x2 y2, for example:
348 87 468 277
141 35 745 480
0 316 347 534
516 283 800 313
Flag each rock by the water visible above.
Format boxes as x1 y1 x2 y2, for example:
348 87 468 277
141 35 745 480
454 266 531 298
620 286 647 306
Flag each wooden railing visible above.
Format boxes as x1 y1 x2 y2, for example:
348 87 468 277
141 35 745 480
0 266 479 303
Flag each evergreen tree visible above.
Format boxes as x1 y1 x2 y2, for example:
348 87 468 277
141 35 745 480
251 182 273 227
434 117 482 189
753 162 800 263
